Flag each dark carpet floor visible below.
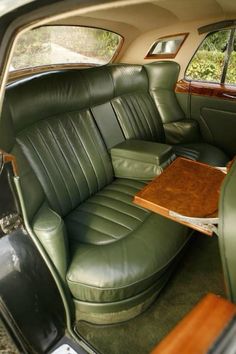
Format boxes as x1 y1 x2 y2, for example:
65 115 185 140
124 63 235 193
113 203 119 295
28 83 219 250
77 233 225 354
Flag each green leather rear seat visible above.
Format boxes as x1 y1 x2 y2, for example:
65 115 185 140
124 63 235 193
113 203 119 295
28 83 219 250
2 69 190 324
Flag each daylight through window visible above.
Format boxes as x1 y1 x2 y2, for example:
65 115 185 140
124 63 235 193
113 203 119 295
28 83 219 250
185 30 232 83
10 26 122 71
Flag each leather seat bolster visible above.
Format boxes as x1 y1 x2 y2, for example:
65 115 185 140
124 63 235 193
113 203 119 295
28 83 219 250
144 61 185 124
33 202 69 280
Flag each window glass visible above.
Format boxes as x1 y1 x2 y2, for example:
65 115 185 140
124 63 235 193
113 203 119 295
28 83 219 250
10 26 122 71
185 30 230 82
225 32 236 85
145 33 188 58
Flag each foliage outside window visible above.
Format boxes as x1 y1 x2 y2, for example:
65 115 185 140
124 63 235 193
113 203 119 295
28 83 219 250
185 29 236 84
145 33 188 59
10 26 122 71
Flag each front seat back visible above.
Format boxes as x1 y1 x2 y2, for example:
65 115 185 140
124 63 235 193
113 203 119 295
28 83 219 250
219 160 236 302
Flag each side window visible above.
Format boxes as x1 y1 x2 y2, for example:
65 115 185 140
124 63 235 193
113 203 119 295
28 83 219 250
185 30 231 83
10 26 122 72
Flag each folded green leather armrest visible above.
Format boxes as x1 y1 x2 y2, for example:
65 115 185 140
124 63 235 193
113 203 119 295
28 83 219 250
32 202 69 281
110 139 175 180
164 119 201 144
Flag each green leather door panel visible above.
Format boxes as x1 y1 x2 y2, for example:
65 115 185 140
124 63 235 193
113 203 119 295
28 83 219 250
190 94 236 156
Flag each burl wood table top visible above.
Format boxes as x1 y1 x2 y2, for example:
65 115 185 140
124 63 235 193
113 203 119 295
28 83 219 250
134 157 226 235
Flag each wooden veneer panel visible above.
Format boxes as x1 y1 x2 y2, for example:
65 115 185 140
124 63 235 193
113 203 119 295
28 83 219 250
134 157 225 235
151 293 236 354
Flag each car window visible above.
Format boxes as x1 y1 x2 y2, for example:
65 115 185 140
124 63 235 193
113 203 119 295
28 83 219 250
10 26 122 71
145 33 188 59
185 30 231 83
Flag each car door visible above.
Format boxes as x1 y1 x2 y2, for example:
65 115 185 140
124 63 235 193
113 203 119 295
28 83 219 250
0 150 69 353
176 28 236 157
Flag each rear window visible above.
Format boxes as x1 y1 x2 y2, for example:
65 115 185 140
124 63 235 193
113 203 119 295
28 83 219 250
10 26 122 71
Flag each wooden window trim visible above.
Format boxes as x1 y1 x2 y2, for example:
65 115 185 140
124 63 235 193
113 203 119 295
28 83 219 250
145 33 189 59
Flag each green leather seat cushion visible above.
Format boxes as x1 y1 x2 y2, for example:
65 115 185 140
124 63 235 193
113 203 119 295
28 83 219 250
66 178 190 303
176 143 229 166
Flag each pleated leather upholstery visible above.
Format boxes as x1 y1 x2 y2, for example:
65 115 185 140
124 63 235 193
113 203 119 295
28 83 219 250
2 65 191 313
109 65 165 143
66 179 189 302
17 110 113 216
111 93 165 142
66 179 149 245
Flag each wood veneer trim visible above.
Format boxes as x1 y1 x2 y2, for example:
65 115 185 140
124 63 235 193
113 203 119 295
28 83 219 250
0 150 19 176
133 158 226 236
134 195 213 236
175 79 236 100
190 81 236 100
175 79 190 94
151 293 236 354
134 158 225 217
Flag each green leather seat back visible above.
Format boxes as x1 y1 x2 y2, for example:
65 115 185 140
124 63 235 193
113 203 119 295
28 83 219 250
109 65 165 142
144 61 185 124
219 161 236 302
4 69 115 217
16 111 113 216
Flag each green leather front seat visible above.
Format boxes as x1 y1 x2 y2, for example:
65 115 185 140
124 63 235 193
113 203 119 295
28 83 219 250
219 160 236 303
2 70 190 324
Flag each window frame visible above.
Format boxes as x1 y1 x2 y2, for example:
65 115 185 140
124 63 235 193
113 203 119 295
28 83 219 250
185 28 236 85
145 32 189 59
9 24 124 77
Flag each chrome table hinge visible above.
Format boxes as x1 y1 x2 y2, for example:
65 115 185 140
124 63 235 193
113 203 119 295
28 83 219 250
0 213 22 235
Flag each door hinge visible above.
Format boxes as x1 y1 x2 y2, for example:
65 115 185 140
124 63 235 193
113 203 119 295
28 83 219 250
0 213 22 235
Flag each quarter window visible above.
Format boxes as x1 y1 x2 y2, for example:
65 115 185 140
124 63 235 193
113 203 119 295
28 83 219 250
145 33 188 59
10 26 122 71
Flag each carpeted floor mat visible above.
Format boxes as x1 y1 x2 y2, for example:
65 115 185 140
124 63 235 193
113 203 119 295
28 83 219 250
77 234 225 354
0 321 19 354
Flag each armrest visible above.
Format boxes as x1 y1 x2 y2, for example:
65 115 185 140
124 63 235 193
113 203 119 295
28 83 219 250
32 202 69 281
164 119 201 144
110 139 175 180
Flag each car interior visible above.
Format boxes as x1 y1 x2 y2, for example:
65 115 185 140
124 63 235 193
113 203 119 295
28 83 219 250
1 0 236 353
